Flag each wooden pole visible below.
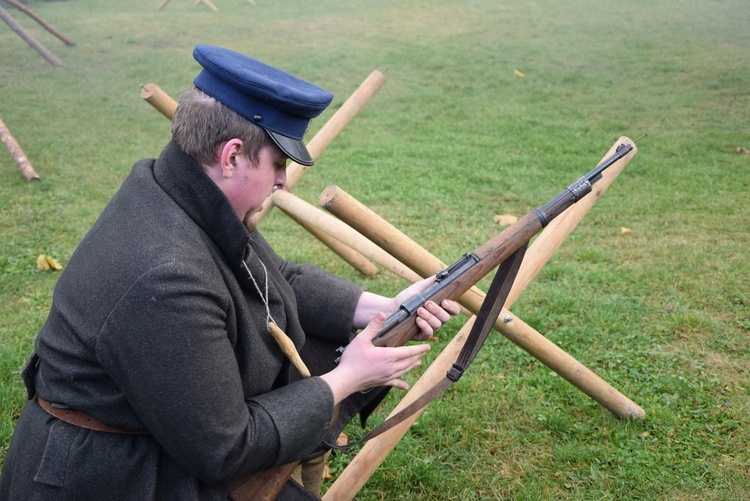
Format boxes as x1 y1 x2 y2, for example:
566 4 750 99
4 0 76 46
140 83 178 120
0 118 40 181
0 5 62 67
272 189 420 281
273 190 377 276
319 138 644 420
195 0 219 12
320 185 495 313
253 69 387 226
324 318 476 501
291 70 387 187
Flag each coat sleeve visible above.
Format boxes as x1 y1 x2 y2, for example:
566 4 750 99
94 260 335 485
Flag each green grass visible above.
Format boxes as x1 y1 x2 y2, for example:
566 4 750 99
1 0 749 498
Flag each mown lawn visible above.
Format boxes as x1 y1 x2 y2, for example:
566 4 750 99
1 0 748 498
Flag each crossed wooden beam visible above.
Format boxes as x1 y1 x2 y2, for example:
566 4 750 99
0 0 75 68
142 73 644 499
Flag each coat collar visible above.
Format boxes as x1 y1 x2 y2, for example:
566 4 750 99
152 140 250 273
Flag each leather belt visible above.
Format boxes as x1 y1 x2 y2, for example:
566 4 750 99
36 395 149 435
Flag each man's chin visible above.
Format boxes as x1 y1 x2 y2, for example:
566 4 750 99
243 213 257 233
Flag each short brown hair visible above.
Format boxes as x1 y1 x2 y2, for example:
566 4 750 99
171 87 274 166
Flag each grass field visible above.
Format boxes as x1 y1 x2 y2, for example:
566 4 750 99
1 0 748 498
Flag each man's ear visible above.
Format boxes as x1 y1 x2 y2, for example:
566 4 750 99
218 139 244 178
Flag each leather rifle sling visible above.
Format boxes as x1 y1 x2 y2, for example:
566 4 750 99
327 243 529 450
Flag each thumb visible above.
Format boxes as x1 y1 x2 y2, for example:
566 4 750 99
357 311 388 343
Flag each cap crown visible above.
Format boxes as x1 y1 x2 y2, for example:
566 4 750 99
192 44 333 142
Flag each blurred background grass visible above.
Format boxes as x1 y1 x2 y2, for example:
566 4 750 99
1 0 748 498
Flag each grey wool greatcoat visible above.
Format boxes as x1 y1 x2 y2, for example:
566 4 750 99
0 141 367 500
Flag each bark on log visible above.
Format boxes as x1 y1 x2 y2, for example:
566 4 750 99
0 118 40 181
0 4 62 67
4 0 76 46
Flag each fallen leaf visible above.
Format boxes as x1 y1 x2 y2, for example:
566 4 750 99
620 227 632 234
36 254 63 271
46 256 63 270
36 254 50 271
514 69 525 78
493 214 519 226
736 146 749 155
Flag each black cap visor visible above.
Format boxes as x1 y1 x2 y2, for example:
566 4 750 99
266 130 314 166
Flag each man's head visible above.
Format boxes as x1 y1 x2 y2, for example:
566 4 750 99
172 88 273 167
172 44 333 167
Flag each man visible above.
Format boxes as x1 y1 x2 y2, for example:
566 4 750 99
0 45 458 500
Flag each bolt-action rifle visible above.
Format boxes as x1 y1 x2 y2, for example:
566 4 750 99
230 136 642 500
371 138 641 349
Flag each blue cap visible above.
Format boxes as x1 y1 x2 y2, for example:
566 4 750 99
192 44 333 166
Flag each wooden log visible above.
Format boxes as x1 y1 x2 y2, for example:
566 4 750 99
140 83 178 120
273 190 377 276
320 185 489 312
196 0 218 11
318 138 645 420
323 318 476 501
290 70 386 187
253 69 386 226
272 189 419 280
4 0 76 46
0 5 62 67
0 118 40 181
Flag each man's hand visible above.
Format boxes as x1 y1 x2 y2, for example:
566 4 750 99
320 313 432 404
392 276 461 341
353 276 460 340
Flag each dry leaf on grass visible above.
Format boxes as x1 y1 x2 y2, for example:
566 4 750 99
620 227 632 235
493 214 519 226
36 254 63 271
